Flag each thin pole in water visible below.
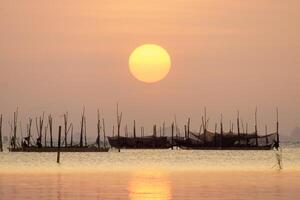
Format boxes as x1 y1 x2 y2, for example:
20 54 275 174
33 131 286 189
276 108 280 148
171 122 174 150
57 126 61 164
237 110 241 146
255 108 258 147
0 114 3 152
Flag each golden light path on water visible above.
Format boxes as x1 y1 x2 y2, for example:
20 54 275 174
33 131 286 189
129 171 171 200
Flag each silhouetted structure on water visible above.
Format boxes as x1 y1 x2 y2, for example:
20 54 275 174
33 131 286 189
2 107 280 152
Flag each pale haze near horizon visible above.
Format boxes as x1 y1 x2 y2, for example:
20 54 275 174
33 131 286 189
0 1 299 139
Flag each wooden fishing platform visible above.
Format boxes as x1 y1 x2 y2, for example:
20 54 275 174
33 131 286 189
1 106 280 152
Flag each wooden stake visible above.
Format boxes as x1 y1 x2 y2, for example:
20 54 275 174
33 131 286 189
70 124 73 147
255 108 258 147
13 109 18 149
214 123 217 147
237 110 241 146
153 124 157 147
204 107 208 145
153 125 157 137
116 103 122 152
163 121 165 136
220 114 223 148
246 123 249 146
174 115 178 137
133 120 136 139
64 112 68 147
35 112 44 148
276 108 280 147
201 116 206 145
0 114 3 152
44 124 48 147
171 122 174 150
57 126 61 164
102 118 106 148
80 108 85 147
187 118 190 139
48 115 53 147
84 116 87 146
97 110 101 149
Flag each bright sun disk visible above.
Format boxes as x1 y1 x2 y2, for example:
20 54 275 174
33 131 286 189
129 44 171 83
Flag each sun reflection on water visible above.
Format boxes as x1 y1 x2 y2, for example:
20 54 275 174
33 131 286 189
128 170 171 200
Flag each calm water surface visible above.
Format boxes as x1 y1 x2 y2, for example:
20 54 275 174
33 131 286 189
0 142 300 200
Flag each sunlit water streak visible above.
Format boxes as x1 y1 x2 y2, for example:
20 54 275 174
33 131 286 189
0 142 299 199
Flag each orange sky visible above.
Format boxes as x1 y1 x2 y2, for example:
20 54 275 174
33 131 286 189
0 1 299 139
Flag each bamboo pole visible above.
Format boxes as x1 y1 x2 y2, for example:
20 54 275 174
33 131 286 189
35 112 44 148
174 115 179 137
57 126 61 163
153 125 157 137
70 124 73 147
97 110 101 149
241 119 245 134
116 103 122 152
204 107 207 145
80 108 85 147
171 122 174 150
44 124 48 147
102 118 106 148
133 120 136 139
26 118 32 147
255 108 258 147
153 124 157 148
0 114 3 152
246 123 248 146
19 121 23 146
133 120 136 148
84 116 87 146
214 123 217 147
220 114 223 149
187 118 190 139
13 110 18 149
63 112 68 147
163 121 165 137
201 117 205 144
48 115 53 147
241 119 245 146
276 108 280 148
237 111 241 146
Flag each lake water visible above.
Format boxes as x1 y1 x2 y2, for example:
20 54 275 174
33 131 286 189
0 142 300 200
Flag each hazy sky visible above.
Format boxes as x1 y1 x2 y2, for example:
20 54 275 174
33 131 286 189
0 1 299 139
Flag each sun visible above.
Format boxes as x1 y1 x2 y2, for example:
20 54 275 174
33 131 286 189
129 44 171 83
